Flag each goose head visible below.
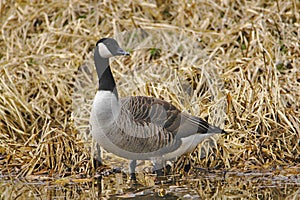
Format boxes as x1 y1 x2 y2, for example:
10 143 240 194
94 38 129 96
96 38 130 58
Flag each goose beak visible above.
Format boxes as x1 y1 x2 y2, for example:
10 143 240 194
116 47 130 56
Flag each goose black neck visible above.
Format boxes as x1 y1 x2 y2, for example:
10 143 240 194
98 65 118 96
94 48 118 98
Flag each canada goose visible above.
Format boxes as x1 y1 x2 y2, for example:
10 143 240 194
90 38 226 179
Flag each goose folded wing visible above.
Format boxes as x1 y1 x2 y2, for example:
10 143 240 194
120 96 223 140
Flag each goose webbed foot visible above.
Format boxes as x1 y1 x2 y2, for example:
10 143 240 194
153 160 165 179
153 160 173 183
154 168 164 177
129 173 137 181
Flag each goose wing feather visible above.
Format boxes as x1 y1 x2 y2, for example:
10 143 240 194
109 96 223 155
121 96 223 136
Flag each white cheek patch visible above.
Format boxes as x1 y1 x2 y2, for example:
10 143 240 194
98 43 113 58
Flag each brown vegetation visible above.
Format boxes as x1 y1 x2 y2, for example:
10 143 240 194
0 0 299 177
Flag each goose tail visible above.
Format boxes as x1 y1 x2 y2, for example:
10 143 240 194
207 124 226 134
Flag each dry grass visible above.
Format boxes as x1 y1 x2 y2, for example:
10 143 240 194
0 0 299 177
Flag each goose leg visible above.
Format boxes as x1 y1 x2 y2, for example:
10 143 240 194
94 143 102 195
153 160 164 177
129 160 137 180
94 143 102 169
96 143 102 163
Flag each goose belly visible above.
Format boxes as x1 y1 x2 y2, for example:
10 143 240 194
91 121 175 160
92 121 215 161
93 134 214 161
160 133 215 160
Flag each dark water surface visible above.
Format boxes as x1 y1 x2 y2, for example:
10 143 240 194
1 169 299 199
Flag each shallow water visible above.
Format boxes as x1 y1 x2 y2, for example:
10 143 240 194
1 169 299 199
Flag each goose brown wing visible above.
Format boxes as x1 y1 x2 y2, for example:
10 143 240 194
116 96 180 154
114 96 224 154
120 96 181 133
120 96 223 138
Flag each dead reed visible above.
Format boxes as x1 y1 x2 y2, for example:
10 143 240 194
0 0 299 177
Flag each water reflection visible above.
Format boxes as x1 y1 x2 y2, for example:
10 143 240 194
0 169 299 199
